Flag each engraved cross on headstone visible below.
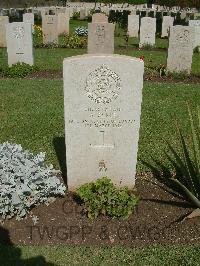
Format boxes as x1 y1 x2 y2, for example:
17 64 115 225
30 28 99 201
90 130 114 148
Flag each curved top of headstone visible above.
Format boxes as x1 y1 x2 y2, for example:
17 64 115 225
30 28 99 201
63 54 144 65
92 13 108 23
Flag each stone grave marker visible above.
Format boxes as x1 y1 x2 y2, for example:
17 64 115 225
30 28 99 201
92 13 108 23
139 17 156 47
189 20 200 49
167 26 194 74
6 22 33 66
42 15 58 44
127 14 139 37
23 13 34 33
88 20 115 54
161 16 174 37
57 12 69 35
80 8 86 20
63 54 144 191
0 16 9 47
23 13 34 25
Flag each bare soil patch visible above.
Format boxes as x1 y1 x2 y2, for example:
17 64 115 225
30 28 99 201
1 176 200 246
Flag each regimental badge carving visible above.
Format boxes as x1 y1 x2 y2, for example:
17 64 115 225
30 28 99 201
13 26 25 39
99 160 107 172
85 65 121 104
176 29 190 43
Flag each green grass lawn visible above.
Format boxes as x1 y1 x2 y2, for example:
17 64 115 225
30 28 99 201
1 79 200 172
1 245 200 265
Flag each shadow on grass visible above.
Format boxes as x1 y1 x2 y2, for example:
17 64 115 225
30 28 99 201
141 159 193 208
0 226 56 266
53 137 67 185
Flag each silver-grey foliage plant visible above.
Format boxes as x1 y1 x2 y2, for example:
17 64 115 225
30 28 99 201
0 142 66 220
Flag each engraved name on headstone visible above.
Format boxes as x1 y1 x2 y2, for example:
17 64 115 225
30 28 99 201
167 26 194 74
6 22 33 66
63 54 144 191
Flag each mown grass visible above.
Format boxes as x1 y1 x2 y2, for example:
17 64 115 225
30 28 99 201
0 79 200 172
0 244 200 266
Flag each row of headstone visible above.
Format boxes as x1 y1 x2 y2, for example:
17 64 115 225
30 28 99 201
1 11 199 74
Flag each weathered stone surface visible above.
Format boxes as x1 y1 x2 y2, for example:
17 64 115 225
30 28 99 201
42 15 58 44
128 14 139 37
139 17 156 47
88 23 115 54
63 54 144 191
161 16 174 37
167 26 194 74
6 22 33 66
92 13 108 23
80 8 86 20
189 20 200 48
57 12 69 35
0 16 9 47
23 13 34 25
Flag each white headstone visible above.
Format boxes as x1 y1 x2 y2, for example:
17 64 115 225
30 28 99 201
139 17 156 47
57 12 69 35
189 20 200 48
80 8 86 20
23 13 34 25
42 15 58 44
88 22 115 54
167 26 194 74
63 54 144 191
128 14 139 37
0 16 9 47
6 22 33 66
161 16 174 37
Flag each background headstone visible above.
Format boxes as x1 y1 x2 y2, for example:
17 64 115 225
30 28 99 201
92 13 108 23
128 14 139 37
42 15 58 44
161 16 174 37
57 12 69 35
0 16 9 47
88 22 115 54
189 20 200 48
139 17 156 47
80 8 86 20
167 26 194 74
6 22 33 66
63 54 144 191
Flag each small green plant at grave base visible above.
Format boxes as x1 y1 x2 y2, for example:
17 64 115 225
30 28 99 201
157 64 168 77
61 34 87 49
76 177 139 219
0 142 66 220
194 46 200 53
0 63 39 78
168 71 190 80
139 44 155 50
